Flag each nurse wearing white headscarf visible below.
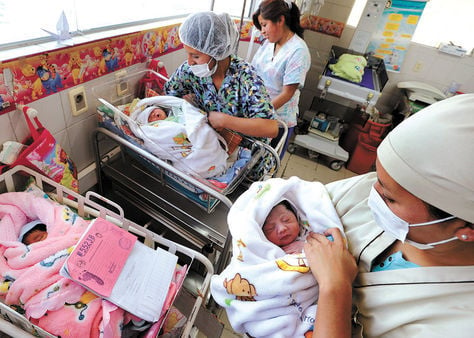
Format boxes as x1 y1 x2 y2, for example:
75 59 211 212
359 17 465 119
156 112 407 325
304 94 474 337
164 11 278 140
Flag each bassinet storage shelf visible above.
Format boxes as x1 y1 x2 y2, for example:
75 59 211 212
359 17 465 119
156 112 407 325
94 127 241 275
0 165 220 338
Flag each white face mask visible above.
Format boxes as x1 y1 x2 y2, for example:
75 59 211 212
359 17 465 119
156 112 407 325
367 186 457 250
189 58 217 77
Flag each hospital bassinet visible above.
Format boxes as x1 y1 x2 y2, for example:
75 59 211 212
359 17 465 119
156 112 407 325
290 45 389 170
0 165 220 338
318 45 389 106
92 68 275 213
92 68 282 274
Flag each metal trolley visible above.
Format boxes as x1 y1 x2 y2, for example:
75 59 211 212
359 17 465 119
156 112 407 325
289 45 389 171
0 165 219 337
92 68 285 275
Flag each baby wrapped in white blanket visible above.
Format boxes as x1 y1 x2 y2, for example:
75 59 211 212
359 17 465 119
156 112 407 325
118 96 229 178
210 176 345 338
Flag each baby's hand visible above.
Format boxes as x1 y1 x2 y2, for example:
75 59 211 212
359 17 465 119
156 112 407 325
282 240 305 254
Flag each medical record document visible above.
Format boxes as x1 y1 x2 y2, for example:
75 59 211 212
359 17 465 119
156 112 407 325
60 217 178 322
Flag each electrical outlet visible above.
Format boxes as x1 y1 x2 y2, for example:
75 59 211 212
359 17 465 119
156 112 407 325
69 86 88 116
115 70 129 96
116 80 129 96
413 61 423 72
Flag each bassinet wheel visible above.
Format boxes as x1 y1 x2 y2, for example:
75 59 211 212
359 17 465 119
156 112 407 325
287 143 296 154
329 160 344 171
308 150 319 160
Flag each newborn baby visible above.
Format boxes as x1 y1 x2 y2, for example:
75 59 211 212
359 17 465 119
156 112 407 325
19 220 48 245
263 200 334 254
147 106 169 123
263 200 305 254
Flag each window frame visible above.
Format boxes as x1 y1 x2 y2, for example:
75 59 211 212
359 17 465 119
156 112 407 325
0 0 257 54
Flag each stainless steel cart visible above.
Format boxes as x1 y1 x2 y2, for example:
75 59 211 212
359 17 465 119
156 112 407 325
0 165 219 338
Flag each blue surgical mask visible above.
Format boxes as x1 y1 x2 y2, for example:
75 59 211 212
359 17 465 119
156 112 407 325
189 58 217 77
367 186 457 250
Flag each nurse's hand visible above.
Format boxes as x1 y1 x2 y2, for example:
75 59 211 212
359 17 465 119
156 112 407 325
304 228 357 289
207 111 227 131
182 93 197 106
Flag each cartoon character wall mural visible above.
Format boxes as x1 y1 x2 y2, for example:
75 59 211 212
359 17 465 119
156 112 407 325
123 38 135 66
102 40 119 72
0 21 248 108
68 51 84 85
300 15 345 38
36 64 63 95
0 24 182 107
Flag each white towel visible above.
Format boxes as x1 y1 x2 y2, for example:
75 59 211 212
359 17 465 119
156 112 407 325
129 96 228 178
211 176 344 337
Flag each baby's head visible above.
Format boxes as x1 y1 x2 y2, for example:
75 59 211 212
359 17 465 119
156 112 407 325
19 221 48 245
263 200 300 247
147 107 169 122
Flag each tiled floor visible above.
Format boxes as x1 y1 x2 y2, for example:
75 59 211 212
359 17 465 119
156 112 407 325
276 149 358 183
198 151 358 338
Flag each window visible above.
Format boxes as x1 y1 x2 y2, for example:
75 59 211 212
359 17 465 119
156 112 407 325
0 0 216 48
213 0 254 18
347 0 474 53
347 0 368 27
411 0 474 52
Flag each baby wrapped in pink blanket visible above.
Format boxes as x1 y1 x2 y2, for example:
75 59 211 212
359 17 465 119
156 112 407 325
0 191 130 337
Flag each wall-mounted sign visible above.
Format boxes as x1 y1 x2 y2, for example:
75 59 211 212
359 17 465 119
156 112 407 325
366 0 427 72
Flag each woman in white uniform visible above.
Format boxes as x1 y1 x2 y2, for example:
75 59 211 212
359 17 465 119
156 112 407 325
305 94 474 337
252 0 311 158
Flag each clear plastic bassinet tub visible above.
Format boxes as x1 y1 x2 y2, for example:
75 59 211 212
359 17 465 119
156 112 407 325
91 68 271 213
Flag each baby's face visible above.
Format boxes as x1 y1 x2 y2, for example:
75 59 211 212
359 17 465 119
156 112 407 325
23 229 48 245
148 108 167 122
263 204 300 247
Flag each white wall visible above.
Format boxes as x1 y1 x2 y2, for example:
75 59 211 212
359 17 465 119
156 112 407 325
0 50 187 193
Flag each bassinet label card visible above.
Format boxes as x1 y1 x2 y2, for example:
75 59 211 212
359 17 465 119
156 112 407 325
64 217 137 297
61 217 179 322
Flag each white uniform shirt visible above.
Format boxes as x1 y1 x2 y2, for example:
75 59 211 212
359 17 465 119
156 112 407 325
326 173 474 337
252 34 311 127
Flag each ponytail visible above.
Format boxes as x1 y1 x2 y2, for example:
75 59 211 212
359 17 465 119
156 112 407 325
252 0 305 39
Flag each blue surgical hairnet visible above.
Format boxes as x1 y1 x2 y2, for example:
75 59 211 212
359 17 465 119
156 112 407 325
179 11 239 60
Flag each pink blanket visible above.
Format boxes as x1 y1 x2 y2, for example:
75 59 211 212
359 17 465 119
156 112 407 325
0 192 127 337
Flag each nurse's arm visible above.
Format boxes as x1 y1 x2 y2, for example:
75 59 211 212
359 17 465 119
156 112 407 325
208 111 278 138
304 228 357 338
271 83 298 110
